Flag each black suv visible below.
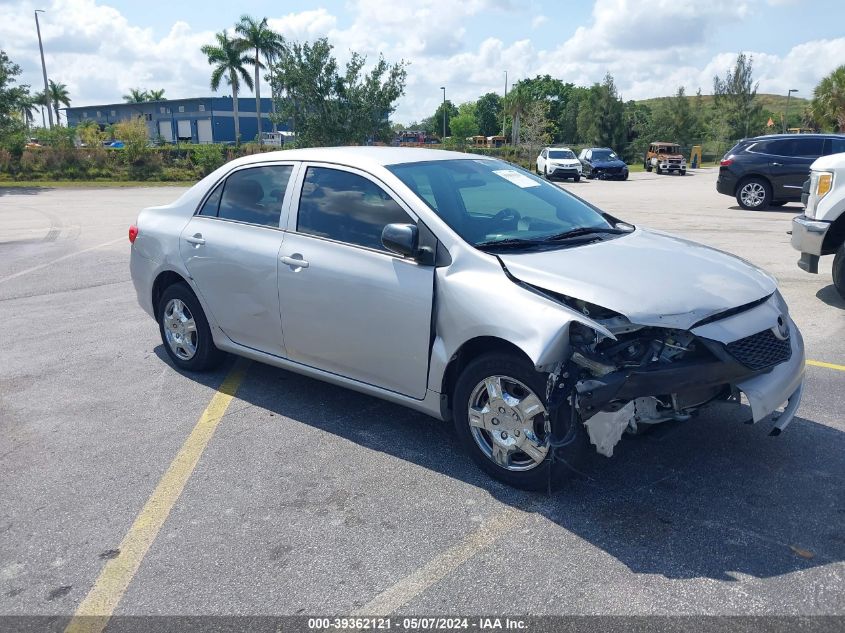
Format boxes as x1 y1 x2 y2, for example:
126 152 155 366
716 133 845 209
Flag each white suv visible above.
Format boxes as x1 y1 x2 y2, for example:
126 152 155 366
536 147 582 181
791 152 845 299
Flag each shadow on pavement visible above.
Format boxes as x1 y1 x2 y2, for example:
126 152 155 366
0 187 53 197
816 285 845 309
170 351 845 582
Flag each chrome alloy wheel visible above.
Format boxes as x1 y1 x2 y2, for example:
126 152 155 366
740 182 766 208
163 298 198 360
468 376 550 471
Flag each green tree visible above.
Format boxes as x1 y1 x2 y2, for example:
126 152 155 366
518 100 552 157
430 99 458 138
713 53 761 139
504 84 532 145
147 89 166 101
271 38 406 146
809 65 845 132
449 111 479 145
667 86 694 147
474 92 502 137
113 116 149 162
202 30 254 143
513 75 575 142
47 79 71 126
123 88 148 103
236 15 284 143
0 50 31 155
577 74 625 149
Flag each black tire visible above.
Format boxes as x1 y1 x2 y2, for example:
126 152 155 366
655 165 662 175
453 352 593 490
645 162 652 172
157 282 225 372
543 166 549 180
833 244 845 301
573 174 580 182
735 177 772 210
680 169 686 176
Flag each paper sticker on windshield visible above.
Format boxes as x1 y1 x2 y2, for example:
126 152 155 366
492 169 540 188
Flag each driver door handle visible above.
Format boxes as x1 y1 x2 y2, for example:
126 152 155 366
280 255 309 269
770 162 782 167
185 233 205 245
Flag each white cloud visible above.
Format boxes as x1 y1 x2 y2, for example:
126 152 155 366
531 15 548 29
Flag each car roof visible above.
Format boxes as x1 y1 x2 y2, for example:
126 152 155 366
651 142 679 146
747 133 844 140
223 146 488 171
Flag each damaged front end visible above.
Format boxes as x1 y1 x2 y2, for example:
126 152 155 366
544 295 804 457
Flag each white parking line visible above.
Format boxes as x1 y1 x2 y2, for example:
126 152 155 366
0 237 125 284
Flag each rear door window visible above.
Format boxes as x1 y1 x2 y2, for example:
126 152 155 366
794 137 824 158
217 165 293 228
824 137 845 155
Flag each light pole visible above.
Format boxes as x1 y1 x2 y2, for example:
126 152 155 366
440 86 446 140
784 89 798 133
34 9 53 129
502 70 508 137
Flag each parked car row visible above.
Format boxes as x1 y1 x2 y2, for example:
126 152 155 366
536 146 629 181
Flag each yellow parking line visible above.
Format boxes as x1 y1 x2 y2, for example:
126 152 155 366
64 359 250 633
808 359 845 372
352 507 527 616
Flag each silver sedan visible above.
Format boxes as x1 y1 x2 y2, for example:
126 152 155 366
130 147 805 490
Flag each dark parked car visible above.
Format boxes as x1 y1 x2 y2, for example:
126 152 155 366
716 133 845 210
578 147 629 180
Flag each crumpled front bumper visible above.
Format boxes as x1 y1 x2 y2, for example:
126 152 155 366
735 320 805 434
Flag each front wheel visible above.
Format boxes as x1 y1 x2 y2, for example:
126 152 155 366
453 353 591 490
543 166 549 180
680 169 686 176
736 177 772 210
833 244 845 301
573 174 580 182
157 282 225 372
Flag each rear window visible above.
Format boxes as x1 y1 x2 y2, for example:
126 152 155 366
760 137 824 158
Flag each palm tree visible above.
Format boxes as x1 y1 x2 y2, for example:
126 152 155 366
47 80 71 126
123 88 148 103
810 65 845 132
202 30 253 144
147 89 166 101
235 15 282 144
504 84 531 145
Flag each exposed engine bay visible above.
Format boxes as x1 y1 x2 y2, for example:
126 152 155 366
550 296 772 457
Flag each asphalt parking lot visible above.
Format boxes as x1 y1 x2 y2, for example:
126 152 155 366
1 168 843 627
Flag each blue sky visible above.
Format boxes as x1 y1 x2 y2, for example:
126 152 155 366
2 0 844 123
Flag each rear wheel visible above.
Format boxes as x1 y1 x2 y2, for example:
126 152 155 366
157 282 224 372
736 177 772 210
833 244 845 301
453 352 591 490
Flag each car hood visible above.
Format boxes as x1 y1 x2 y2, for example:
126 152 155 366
498 228 776 330
591 159 626 168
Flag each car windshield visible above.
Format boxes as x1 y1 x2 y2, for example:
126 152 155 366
548 150 575 159
387 159 615 249
591 150 617 160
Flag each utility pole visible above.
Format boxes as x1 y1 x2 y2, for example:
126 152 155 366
502 70 508 137
34 9 53 128
784 89 798 133
440 86 446 140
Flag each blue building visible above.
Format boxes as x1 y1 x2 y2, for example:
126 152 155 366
64 96 285 144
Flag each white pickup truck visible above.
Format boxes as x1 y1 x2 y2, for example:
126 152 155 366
791 152 845 299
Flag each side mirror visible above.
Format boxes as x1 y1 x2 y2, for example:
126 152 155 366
381 223 419 258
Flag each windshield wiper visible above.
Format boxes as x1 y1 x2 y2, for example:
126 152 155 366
475 237 546 251
541 226 631 242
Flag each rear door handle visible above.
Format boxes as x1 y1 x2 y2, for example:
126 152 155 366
280 255 309 269
770 162 782 167
185 233 205 245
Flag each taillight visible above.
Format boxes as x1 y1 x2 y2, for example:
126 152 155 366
720 158 733 167
129 225 139 243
